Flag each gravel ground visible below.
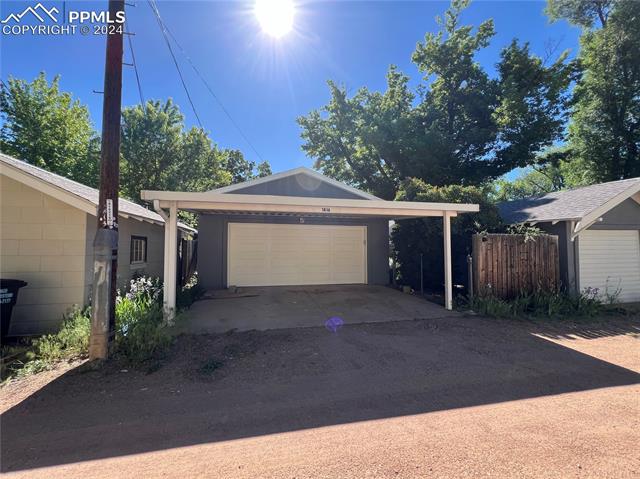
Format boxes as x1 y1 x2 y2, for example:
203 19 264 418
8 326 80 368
1 315 639 478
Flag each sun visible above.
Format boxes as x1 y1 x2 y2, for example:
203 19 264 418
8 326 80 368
255 0 295 38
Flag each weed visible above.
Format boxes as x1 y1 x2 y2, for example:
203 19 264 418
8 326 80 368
467 288 606 319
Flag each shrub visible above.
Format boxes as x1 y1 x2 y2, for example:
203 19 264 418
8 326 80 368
34 307 91 362
392 179 503 291
2 307 90 380
4 274 203 380
468 288 604 319
115 276 170 364
177 272 204 309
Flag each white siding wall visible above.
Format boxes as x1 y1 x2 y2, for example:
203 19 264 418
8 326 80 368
1 176 87 335
579 229 640 303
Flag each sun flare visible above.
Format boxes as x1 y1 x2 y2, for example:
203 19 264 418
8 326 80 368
255 0 295 38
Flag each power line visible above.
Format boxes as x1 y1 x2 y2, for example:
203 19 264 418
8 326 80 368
147 0 203 127
147 0 266 163
126 25 145 105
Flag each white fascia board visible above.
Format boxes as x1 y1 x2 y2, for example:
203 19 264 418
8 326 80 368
141 190 479 217
572 181 640 239
209 167 380 200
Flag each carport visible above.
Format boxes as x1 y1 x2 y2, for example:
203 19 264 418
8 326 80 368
141 186 479 320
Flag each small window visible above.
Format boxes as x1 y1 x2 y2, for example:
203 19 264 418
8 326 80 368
130 236 147 264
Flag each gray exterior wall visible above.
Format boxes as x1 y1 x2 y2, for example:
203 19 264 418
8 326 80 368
198 214 390 290
230 174 366 199
538 221 577 292
538 198 640 294
84 214 166 304
588 198 640 230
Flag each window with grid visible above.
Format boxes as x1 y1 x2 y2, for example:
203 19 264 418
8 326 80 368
130 236 147 264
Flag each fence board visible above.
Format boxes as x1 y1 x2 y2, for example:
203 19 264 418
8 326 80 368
472 234 559 298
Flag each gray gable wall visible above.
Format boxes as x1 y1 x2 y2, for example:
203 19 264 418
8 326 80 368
228 173 366 200
590 198 640 230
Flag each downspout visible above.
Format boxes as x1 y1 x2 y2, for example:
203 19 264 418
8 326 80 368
153 199 169 222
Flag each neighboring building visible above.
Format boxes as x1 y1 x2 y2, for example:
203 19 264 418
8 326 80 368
142 166 480 316
499 178 640 303
0 153 194 335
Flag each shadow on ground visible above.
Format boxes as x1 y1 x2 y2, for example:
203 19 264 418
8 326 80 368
528 316 640 340
2 316 639 472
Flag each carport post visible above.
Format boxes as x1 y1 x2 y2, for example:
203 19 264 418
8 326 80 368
443 211 453 310
163 202 178 323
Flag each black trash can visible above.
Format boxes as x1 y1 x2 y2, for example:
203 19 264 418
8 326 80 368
1 279 28 341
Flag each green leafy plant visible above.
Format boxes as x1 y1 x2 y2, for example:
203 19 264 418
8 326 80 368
2 307 90 381
177 272 204 309
115 276 170 365
468 288 604 319
506 223 545 243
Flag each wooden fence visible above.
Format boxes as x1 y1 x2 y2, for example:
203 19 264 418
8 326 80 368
472 234 560 298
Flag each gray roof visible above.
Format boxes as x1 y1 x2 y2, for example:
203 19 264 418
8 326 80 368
0 153 194 232
499 177 640 223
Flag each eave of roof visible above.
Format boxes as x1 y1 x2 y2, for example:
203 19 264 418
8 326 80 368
499 177 640 239
0 153 195 233
141 189 479 218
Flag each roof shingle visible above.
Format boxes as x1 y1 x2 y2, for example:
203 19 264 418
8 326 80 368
499 177 640 223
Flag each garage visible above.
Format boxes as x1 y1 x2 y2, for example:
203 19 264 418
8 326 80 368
227 223 367 287
579 230 640 302
142 166 480 317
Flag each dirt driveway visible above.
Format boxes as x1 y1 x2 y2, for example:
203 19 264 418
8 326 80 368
1 315 639 478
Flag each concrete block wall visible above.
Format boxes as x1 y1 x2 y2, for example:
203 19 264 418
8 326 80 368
0 175 87 335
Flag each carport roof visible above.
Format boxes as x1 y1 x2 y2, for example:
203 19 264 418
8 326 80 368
140 189 480 219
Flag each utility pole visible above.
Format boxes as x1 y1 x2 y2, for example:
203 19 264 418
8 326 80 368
89 0 125 360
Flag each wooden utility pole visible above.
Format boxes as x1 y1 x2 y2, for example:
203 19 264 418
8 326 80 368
89 0 125 360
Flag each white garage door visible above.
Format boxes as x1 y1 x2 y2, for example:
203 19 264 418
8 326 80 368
227 223 367 287
579 230 640 302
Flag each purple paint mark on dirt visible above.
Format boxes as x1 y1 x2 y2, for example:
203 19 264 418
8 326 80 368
325 316 344 333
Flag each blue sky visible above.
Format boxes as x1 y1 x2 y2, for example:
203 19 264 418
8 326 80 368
1 1 581 175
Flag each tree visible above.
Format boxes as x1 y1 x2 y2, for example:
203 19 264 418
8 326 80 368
546 0 640 183
0 73 99 186
298 0 573 198
392 178 503 291
493 166 566 201
256 160 272 177
560 0 640 182
546 0 614 28
120 99 233 202
222 150 273 183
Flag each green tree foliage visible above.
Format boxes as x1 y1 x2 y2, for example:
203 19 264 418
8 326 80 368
256 160 272 177
546 0 614 28
493 166 565 201
120 99 272 201
222 149 270 184
0 73 99 186
561 0 640 182
392 178 503 291
298 0 573 199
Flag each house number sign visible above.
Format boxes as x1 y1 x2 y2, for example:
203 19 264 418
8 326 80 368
321 207 331 212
